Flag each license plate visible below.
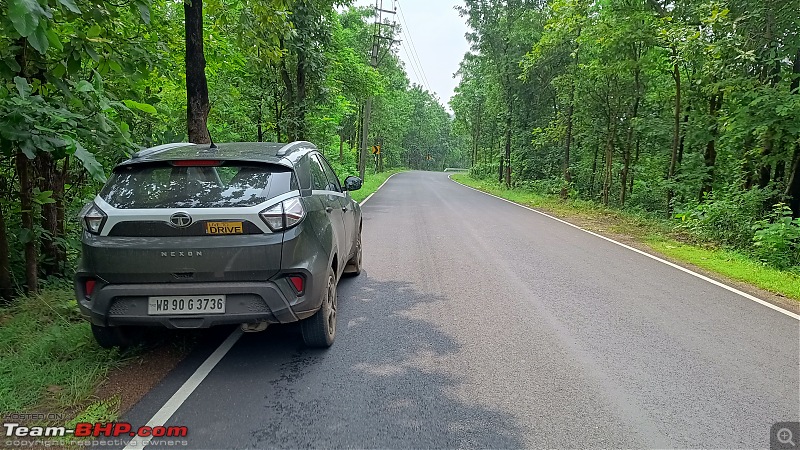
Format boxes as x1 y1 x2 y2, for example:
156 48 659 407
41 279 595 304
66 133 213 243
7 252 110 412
148 296 226 315
205 221 243 235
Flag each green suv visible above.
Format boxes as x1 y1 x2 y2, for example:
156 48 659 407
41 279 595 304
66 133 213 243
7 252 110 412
74 141 363 349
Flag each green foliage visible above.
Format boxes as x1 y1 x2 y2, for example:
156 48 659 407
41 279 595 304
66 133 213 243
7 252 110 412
0 287 131 413
470 161 500 180
752 203 800 270
674 188 772 249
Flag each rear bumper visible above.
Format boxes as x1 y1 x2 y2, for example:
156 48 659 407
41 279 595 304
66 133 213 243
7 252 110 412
75 278 320 329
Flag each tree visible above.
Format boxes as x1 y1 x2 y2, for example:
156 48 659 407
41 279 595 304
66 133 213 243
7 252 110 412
185 0 211 143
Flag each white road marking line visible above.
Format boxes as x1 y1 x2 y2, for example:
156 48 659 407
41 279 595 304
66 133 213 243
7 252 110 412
360 172 400 206
126 170 402 449
449 175 800 321
123 328 243 449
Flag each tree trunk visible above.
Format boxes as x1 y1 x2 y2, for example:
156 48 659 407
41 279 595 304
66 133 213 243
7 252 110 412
55 156 68 273
257 94 264 142
185 0 211 144
667 57 681 214
759 135 773 188
37 152 62 277
504 101 512 188
677 106 689 165
603 116 617 207
0 202 12 302
562 88 575 199
590 143 599 198
786 149 800 217
700 91 723 201
786 50 800 217
561 26 581 199
16 152 37 295
295 52 307 140
621 65 641 207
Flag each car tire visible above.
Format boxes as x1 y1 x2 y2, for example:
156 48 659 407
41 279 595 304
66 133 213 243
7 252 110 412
91 324 132 349
301 266 337 348
343 228 362 276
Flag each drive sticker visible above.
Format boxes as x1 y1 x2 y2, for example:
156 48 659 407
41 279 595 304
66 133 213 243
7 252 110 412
205 221 244 234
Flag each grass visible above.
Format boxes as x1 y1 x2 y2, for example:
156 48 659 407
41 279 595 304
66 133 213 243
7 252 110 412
350 168 406 203
646 239 800 300
0 283 135 417
451 173 800 302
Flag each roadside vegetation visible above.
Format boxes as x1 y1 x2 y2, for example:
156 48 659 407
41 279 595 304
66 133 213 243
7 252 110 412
0 281 131 414
452 174 800 301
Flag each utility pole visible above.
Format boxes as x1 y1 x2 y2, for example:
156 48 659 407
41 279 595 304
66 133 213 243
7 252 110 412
359 0 397 180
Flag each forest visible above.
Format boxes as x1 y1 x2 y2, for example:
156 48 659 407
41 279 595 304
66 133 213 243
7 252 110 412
451 0 800 272
0 0 461 300
1 0 799 302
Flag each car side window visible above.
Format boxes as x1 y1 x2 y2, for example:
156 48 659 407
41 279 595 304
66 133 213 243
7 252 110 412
308 154 328 191
316 155 342 193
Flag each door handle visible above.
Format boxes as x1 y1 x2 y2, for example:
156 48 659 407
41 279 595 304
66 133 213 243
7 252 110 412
341 206 348 212
325 206 333 213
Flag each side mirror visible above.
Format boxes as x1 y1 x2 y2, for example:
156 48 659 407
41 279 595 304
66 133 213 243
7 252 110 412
344 176 363 191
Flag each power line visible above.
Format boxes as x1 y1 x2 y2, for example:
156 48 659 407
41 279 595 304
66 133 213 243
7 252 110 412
399 33 423 87
396 2 433 92
397 3 431 90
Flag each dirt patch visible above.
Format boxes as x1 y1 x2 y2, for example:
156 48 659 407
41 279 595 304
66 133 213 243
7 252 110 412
94 342 189 415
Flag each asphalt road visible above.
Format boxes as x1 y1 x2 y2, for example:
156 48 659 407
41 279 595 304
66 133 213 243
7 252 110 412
121 171 799 449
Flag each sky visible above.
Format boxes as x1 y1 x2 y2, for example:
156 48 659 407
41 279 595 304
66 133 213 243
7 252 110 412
351 0 472 111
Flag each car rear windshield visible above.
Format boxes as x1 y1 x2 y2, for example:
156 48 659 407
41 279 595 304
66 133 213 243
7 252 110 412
100 162 298 209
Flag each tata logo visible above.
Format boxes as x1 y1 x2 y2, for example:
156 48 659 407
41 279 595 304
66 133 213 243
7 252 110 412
161 251 203 257
169 212 192 228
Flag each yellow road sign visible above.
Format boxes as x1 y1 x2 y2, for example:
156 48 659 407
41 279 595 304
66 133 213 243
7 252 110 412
371 145 381 155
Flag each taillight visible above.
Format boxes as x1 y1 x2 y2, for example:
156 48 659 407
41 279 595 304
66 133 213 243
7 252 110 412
287 275 305 295
259 197 305 231
80 202 107 235
283 198 304 228
85 279 96 299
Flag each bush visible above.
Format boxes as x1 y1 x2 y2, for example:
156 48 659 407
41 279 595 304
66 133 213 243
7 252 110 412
674 187 772 249
752 203 800 270
515 178 563 196
470 162 500 180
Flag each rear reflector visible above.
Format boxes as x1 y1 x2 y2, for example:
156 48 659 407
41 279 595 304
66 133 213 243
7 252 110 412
171 160 221 166
85 279 96 298
287 275 304 295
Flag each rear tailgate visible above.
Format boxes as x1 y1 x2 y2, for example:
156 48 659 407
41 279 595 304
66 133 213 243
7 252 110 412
82 160 298 283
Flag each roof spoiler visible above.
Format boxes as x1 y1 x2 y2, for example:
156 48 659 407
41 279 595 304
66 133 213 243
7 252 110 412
276 141 316 157
132 143 194 159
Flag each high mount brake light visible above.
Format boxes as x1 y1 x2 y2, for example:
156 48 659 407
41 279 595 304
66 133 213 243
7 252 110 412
171 160 221 167
259 197 305 231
